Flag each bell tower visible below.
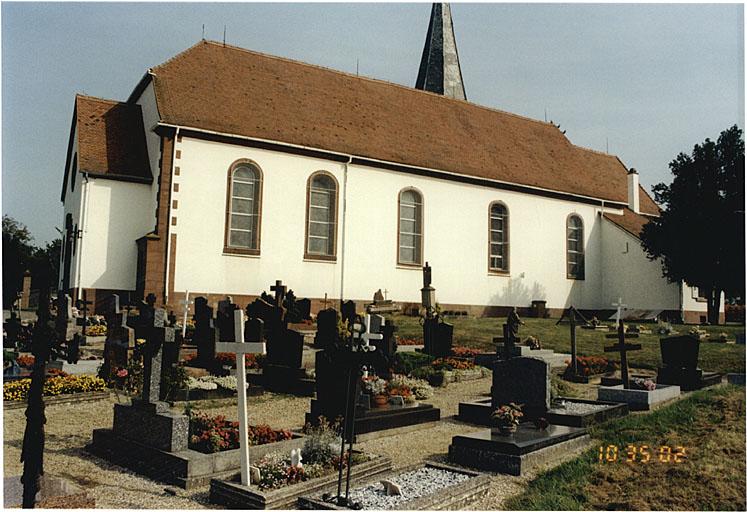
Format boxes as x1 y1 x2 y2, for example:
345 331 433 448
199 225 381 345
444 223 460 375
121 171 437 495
415 3 467 100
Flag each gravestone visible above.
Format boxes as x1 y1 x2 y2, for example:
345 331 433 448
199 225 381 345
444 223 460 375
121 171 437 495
314 308 339 349
491 356 551 420
88 298 189 483
250 281 309 394
341 300 358 327
284 289 312 324
657 335 721 391
4 311 22 349
192 297 218 369
101 295 134 379
216 297 238 343
307 309 440 437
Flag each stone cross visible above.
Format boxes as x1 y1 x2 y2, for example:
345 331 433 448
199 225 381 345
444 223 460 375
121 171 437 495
76 290 93 337
180 291 193 340
215 309 267 486
270 280 287 308
604 299 641 389
359 314 383 350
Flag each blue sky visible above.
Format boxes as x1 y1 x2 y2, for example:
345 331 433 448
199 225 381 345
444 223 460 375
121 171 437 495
2 2 744 243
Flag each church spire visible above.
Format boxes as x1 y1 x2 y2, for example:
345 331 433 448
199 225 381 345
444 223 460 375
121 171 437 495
415 3 466 100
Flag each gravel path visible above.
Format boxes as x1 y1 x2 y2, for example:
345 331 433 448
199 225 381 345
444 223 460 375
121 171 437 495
2 376 567 509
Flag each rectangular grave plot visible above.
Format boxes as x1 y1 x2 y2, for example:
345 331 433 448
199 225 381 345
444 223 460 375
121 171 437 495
297 462 491 511
87 428 305 490
448 426 590 476
457 398 492 426
546 398 629 428
597 384 680 411
209 454 393 509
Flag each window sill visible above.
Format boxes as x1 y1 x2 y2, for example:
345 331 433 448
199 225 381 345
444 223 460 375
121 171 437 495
488 270 510 276
304 254 337 263
566 275 585 281
396 263 422 270
223 247 260 258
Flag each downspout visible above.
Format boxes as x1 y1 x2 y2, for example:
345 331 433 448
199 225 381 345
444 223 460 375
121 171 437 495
339 156 352 307
163 127 180 307
75 173 91 301
599 200 605 310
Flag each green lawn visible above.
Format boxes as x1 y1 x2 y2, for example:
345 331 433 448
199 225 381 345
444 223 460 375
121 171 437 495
387 315 745 374
504 384 746 510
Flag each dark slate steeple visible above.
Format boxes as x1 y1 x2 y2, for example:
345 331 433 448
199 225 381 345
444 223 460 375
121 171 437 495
415 3 466 100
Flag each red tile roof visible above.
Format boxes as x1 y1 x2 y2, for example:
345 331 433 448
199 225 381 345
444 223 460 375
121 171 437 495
147 40 659 211
75 95 151 181
603 207 654 238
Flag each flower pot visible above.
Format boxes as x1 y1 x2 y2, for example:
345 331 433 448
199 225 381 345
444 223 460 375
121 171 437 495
373 394 389 408
497 424 517 436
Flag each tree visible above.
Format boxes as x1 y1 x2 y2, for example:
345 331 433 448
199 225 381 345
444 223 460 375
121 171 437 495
2 215 35 307
641 125 745 325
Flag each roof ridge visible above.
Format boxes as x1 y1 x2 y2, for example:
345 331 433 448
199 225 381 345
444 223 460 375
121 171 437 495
195 39 558 131
572 143 616 158
151 40 210 73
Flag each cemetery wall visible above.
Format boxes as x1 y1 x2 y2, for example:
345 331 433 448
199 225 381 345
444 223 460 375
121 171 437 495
168 136 618 311
76 179 153 291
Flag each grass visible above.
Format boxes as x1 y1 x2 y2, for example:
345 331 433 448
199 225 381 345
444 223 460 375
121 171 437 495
386 315 746 374
504 384 746 511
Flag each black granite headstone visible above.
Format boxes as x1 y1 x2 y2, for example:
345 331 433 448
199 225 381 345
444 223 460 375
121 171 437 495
314 308 339 349
216 297 237 343
492 356 551 420
192 297 218 368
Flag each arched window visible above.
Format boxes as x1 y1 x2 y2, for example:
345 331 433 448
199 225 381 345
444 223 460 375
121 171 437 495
566 214 584 279
489 202 509 272
398 189 423 266
305 172 338 260
224 161 262 254
70 154 77 192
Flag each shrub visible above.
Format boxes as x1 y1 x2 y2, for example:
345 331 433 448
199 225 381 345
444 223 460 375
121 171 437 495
301 417 341 465
162 365 189 397
391 352 434 375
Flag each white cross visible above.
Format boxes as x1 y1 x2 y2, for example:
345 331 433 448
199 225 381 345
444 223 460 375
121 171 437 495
356 314 383 350
180 291 193 339
612 297 627 323
215 309 266 486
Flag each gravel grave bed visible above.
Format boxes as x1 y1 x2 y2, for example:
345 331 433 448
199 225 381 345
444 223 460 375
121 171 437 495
347 466 470 509
548 401 611 414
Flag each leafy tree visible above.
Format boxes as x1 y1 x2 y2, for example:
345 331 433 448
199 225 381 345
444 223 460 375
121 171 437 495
2 215 63 308
2 215 35 307
641 125 744 325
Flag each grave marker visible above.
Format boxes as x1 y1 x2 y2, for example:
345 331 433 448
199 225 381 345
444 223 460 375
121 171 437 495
215 309 266 486
180 291 193 340
603 299 641 389
193 297 218 368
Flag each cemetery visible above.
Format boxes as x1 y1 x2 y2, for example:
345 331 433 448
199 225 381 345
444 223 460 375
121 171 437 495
3 263 744 510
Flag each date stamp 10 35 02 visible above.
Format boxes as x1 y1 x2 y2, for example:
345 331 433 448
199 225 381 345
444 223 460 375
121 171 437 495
598 445 688 464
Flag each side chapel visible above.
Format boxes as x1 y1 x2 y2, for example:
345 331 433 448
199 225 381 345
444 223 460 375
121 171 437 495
58 3 714 322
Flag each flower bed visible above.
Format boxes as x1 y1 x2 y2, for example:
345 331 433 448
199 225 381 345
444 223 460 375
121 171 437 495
3 374 107 401
15 354 35 369
431 357 475 371
451 346 480 358
183 352 265 370
397 337 423 346
84 324 107 336
188 410 293 454
563 356 616 377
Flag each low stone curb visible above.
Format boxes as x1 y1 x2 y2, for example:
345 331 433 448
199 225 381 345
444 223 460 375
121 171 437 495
3 391 114 411
297 461 491 510
209 454 393 509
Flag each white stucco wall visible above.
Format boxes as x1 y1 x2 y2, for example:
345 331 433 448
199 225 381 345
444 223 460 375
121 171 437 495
600 214 681 311
77 179 153 290
172 136 615 309
60 129 82 290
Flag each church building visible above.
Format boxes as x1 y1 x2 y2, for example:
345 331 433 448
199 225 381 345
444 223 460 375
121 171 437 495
58 3 713 322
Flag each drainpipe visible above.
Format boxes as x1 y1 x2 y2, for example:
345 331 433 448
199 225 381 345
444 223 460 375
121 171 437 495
599 200 605 310
163 127 180 308
339 156 352 308
75 173 91 301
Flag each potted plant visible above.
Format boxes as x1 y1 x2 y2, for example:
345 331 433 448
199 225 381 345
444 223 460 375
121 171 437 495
491 403 523 435
361 376 388 407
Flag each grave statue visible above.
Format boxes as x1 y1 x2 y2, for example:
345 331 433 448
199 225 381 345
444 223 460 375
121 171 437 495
506 307 524 341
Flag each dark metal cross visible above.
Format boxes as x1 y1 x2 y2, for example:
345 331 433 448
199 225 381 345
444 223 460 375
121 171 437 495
270 280 287 308
76 290 94 337
570 315 578 376
604 318 641 389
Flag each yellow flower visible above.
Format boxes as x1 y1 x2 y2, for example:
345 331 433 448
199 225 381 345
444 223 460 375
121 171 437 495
136 338 146 345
